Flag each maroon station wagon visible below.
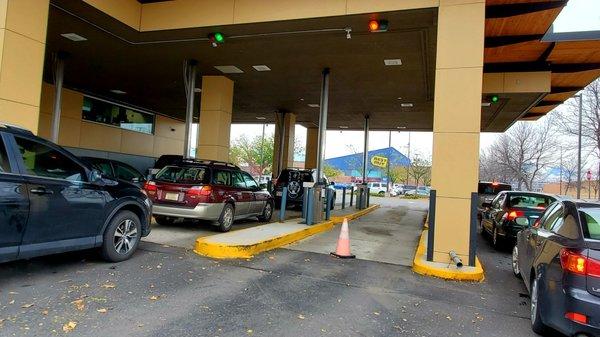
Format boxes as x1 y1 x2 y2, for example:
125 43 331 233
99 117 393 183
144 160 274 232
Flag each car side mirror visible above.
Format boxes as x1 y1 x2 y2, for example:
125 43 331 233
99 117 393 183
515 217 529 226
482 202 492 208
89 169 104 185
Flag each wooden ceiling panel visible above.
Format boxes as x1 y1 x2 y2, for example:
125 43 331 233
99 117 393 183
552 70 600 87
484 41 549 63
485 7 562 37
486 0 562 5
544 92 577 102
548 41 600 64
529 105 555 114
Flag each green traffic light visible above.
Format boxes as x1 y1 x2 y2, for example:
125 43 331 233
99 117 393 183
491 95 499 103
214 32 224 43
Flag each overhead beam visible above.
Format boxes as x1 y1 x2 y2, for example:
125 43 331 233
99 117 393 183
486 1 567 19
551 86 580 94
484 62 600 73
536 100 562 107
485 34 544 48
537 42 556 62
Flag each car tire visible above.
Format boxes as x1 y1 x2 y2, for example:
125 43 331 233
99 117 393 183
530 274 547 334
378 191 385 196
154 215 175 226
258 202 273 222
217 203 235 232
511 245 521 278
101 210 141 262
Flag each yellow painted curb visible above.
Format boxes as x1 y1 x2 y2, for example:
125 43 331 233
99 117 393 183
412 229 485 282
194 204 380 259
330 204 380 224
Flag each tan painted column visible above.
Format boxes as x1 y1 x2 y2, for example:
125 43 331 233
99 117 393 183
272 112 296 177
431 0 485 264
196 76 234 162
304 127 318 169
0 0 49 134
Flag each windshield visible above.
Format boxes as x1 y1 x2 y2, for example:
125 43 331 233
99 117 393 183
478 183 512 194
508 195 554 209
579 208 600 240
155 166 209 184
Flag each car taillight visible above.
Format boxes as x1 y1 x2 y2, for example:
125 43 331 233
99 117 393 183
565 312 588 324
187 186 212 197
560 248 600 278
503 210 524 221
144 181 157 195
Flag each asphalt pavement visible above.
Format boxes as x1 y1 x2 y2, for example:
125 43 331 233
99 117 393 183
0 198 544 337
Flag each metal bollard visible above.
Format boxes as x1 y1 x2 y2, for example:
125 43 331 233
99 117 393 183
306 188 314 225
350 186 354 206
341 187 346 209
449 251 463 268
366 188 371 207
325 189 332 220
279 187 287 222
302 187 309 220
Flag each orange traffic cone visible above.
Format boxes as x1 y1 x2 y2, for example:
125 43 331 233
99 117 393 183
331 218 355 259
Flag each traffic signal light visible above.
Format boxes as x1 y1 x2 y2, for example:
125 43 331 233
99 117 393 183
208 32 225 47
368 20 389 33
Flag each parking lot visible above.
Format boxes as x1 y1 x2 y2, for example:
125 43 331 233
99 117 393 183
0 197 541 337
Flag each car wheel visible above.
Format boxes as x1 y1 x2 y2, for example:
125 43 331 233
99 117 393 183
530 274 547 334
258 202 273 222
378 191 385 196
154 215 175 226
512 245 521 278
101 210 141 262
217 204 235 232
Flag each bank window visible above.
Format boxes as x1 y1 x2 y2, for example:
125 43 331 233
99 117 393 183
82 97 155 134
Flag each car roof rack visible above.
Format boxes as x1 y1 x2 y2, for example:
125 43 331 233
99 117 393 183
180 158 240 169
0 123 34 135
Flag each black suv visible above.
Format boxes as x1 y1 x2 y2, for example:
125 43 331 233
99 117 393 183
0 124 151 263
273 168 335 209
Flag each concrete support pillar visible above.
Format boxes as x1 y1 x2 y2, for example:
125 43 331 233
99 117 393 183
196 76 234 162
304 127 318 169
430 0 485 264
0 0 50 134
272 112 296 177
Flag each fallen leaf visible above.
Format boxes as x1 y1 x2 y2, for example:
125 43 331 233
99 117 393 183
297 314 305 320
373 312 380 316
21 303 34 308
101 283 116 289
149 295 159 301
41 310 49 315
97 308 107 313
8 300 15 305
62 321 77 333
247 329 253 335
71 299 85 311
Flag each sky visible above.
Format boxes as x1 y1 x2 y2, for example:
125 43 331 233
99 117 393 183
214 0 600 161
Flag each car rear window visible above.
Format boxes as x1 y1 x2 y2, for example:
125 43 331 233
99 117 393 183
579 208 600 240
154 155 182 169
508 195 554 209
478 183 512 194
155 166 209 184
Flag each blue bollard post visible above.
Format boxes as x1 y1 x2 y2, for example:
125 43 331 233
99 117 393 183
350 186 354 206
341 187 346 209
306 188 313 225
279 187 287 222
302 187 308 220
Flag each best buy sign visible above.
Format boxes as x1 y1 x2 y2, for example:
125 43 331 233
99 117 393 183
370 155 388 168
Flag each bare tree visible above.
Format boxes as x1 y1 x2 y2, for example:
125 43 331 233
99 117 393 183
408 155 431 187
483 117 556 190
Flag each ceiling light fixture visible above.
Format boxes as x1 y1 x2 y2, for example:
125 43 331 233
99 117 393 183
384 59 402 66
194 88 202 93
397 97 402 100
110 89 126 95
345 27 352 39
61 33 87 42
308 104 320 108
401 103 413 108
481 102 491 107
396 126 407 129
252 65 271 72
339 126 349 129
214 65 243 74
256 116 266 120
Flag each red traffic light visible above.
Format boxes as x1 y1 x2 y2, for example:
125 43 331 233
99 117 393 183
368 19 389 33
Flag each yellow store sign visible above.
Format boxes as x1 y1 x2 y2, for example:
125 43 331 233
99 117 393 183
370 156 388 168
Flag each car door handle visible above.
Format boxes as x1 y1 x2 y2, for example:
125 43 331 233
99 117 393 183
30 188 54 195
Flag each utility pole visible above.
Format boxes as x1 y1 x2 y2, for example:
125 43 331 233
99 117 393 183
576 93 583 199
559 147 563 195
406 132 411 184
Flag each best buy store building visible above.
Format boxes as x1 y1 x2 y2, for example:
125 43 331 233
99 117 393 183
1 0 599 265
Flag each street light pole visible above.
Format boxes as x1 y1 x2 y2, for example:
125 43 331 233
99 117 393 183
387 130 391 194
576 93 583 199
405 132 411 184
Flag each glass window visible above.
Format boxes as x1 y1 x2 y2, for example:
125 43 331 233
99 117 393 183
232 171 246 189
579 208 600 240
242 172 258 190
155 166 208 184
492 192 506 208
212 170 231 186
83 158 113 177
14 137 85 182
82 97 154 134
115 163 143 181
542 205 563 231
508 195 555 209
0 137 11 173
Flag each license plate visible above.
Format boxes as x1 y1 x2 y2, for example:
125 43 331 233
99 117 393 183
276 191 282 196
165 192 179 201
